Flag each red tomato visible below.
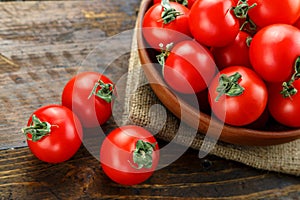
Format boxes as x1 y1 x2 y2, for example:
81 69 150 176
211 31 252 70
187 0 197 8
268 79 300 128
62 72 114 128
22 105 83 163
248 0 300 28
189 0 240 47
208 66 268 126
142 1 191 50
294 17 300 29
249 24 300 83
162 40 217 94
100 125 160 185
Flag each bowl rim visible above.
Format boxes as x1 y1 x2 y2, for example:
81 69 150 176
135 0 300 146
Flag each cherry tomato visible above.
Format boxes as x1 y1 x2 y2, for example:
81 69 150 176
100 125 160 185
62 72 114 128
247 0 300 28
268 79 300 128
189 0 240 47
249 24 300 83
22 105 83 163
294 17 300 29
208 66 268 126
142 1 191 50
211 31 252 70
160 40 217 94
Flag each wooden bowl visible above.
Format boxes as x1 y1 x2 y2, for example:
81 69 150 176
136 0 300 146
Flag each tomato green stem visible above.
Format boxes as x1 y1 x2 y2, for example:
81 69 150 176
174 0 188 7
22 115 52 142
160 0 182 24
156 42 174 67
232 0 257 19
240 15 257 32
161 0 188 6
246 36 252 47
88 80 114 103
129 140 157 169
281 56 300 98
232 0 257 32
215 72 245 102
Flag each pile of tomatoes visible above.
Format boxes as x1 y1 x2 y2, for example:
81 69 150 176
142 0 300 128
21 0 300 186
22 71 160 185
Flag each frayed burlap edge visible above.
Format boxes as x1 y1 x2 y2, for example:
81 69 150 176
121 22 300 176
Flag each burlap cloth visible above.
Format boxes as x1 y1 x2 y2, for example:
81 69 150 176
121 25 300 176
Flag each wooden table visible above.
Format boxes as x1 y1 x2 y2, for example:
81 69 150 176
0 1 299 199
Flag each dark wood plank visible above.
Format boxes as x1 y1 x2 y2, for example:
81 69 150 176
0 0 139 149
1 140 300 199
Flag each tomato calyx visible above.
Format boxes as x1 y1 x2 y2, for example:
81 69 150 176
246 36 252 47
156 42 174 68
215 72 245 102
160 0 182 24
129 140 157 169
281 56 300 98
240 16 257 32
22 115 52 142
232 0 256 19
232 0 257 32
88 80 114 103
173 0 188 7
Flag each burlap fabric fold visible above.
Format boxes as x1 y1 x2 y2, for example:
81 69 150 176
121 25 300 176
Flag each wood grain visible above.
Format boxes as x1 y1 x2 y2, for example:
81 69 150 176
0 1 299 199
1 141 300 199
0 0 138 150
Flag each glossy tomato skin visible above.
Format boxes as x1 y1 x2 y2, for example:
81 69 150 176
208 66 268 126
163 40 217 94
142 2 191 50
185 0 197 9
248 0 300 28
26 105 83 163
268 80 300 128
100 125 159 185
249 24 300 83
189 0 240 47
62 72 114 128
294 17 300 29
211 31 252 70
